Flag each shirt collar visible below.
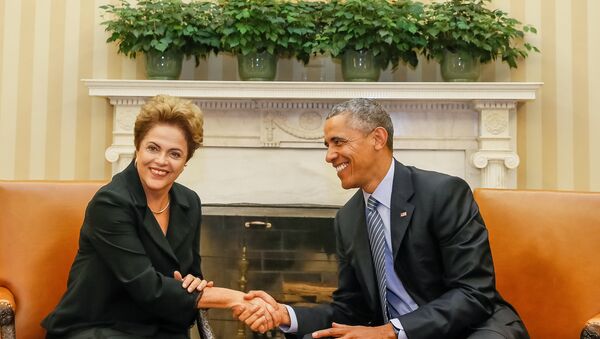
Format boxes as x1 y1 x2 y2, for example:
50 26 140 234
362 159 395 209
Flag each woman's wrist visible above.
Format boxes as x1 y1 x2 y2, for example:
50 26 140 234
197 287 245 309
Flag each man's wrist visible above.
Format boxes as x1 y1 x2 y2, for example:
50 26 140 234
278 303 291 326
389 318 406 339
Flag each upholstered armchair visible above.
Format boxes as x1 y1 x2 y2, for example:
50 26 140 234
0 181 103 338
474 189 600 339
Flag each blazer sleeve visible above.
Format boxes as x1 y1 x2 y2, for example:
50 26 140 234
190 193 203 278
293 212 376 336
85 189 200 328
399 176 497 338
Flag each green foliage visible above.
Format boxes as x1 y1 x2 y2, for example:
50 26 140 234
279 1 321 64
99 0 538 72
422 0 539 68
315 0 426 70
100 0 220 64
217 0 318 64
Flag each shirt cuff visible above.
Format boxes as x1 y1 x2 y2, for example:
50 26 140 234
390 318 407 339
279 305 299 333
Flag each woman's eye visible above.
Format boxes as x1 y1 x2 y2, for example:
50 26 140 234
170 152 182 159
146 145 158 152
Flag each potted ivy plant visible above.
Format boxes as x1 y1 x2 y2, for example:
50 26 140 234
100 0 220 80
315 0 425 82
421 0 539 82
217 0 318 81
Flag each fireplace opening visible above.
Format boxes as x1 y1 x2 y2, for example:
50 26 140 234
199 205 339 339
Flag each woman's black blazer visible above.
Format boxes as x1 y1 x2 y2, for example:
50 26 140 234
42 161 203 336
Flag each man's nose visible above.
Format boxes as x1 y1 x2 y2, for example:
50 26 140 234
325 147 336 163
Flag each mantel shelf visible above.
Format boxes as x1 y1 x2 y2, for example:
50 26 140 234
84 80 542 101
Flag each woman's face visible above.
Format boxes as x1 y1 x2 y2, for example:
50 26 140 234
135 123 188 196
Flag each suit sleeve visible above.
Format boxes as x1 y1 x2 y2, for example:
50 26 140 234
86 189 199 328
292 212 376 336
399 176 497 338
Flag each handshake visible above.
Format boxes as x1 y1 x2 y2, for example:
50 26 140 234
175 272 289 333
232 290 290 334
178 271 397 338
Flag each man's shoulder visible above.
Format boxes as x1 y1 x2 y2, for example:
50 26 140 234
338 189 364 215
401 163 469 191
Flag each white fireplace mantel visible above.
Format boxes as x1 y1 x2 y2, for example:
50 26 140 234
85 80 541 206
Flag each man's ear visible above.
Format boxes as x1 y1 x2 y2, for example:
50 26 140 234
372 127 388 150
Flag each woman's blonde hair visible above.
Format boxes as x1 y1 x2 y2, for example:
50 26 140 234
134 95 204 161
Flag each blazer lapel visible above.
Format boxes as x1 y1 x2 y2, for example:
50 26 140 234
142 210 179 264
391 160 415 260
347 192 380 314
165 186 194 254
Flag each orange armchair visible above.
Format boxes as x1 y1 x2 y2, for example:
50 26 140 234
474 189 600 339
0 181 104 339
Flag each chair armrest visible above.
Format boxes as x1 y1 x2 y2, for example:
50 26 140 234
581 313 600 339
0 286 16 339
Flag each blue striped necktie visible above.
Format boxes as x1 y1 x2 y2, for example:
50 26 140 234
366 196 389 322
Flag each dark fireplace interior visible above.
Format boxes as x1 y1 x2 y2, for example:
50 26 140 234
199 206 339 339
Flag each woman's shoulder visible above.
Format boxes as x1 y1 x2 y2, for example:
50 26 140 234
89 174 137 208
171 182 201 207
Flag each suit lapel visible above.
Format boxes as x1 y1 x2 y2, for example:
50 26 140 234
347 192 380 314
390 160 415 260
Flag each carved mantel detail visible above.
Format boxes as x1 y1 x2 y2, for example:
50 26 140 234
471 100 520 188
85 80 541 203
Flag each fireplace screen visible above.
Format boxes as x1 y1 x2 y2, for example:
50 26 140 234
199 207 338 338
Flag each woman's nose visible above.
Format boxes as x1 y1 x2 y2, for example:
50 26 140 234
156 152 168 164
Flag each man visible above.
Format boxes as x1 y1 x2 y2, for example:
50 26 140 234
238 98 528 339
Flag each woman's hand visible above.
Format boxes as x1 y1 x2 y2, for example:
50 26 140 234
173 270 214 293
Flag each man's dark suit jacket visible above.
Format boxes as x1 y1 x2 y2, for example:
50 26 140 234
290 161 527 339
42 162 203 336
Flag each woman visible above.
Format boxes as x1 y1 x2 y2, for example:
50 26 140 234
43 95 273 338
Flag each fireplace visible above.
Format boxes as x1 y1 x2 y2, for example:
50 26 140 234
199 205 338 339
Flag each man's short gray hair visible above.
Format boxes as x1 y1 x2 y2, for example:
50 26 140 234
327 98 394 150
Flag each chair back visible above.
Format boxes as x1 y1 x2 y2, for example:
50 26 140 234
0 181 104 338
474 188 600 339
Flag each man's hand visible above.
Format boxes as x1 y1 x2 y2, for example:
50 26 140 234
312 322 396 339
232 290 290 333
231 296 275 333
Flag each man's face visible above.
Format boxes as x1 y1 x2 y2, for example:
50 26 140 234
324 114 379 191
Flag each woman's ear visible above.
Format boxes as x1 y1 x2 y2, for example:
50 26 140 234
372 127 388 151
